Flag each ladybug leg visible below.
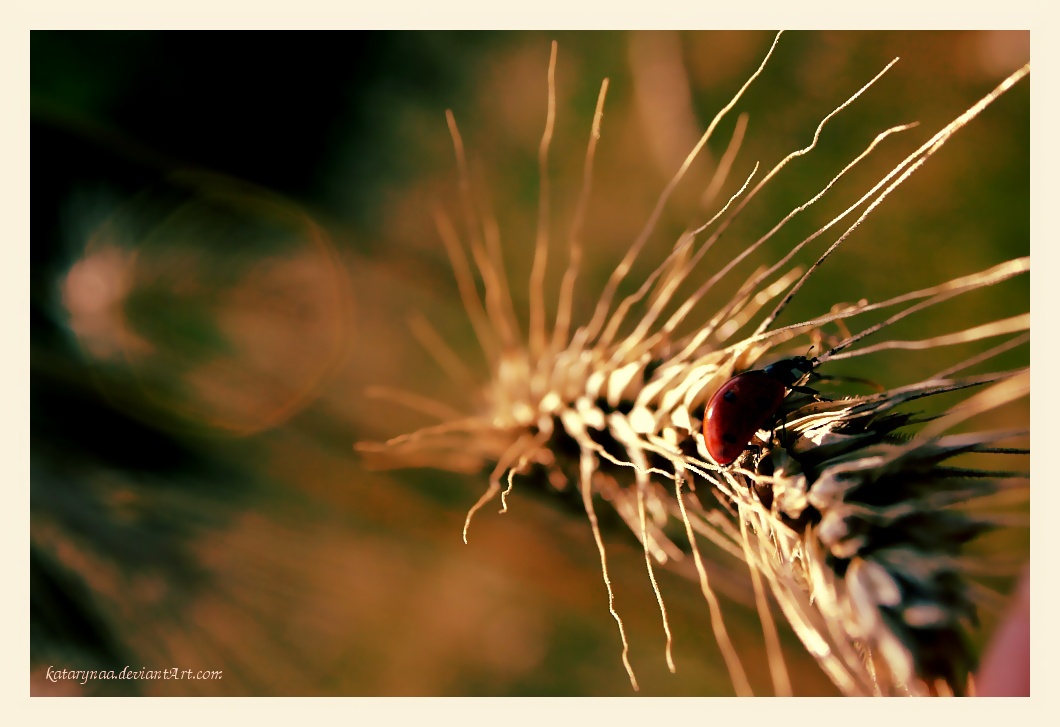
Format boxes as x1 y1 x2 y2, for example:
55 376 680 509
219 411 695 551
772 403 809 449
770 409 789 449
790 384 827 401
794 373 828 401
746 443 764 468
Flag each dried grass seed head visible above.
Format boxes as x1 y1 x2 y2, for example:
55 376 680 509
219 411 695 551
357 32 1029 697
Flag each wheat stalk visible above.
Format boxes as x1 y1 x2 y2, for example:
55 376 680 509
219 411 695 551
357 32 1029 696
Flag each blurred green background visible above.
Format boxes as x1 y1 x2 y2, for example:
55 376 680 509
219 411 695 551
31 31 1029 696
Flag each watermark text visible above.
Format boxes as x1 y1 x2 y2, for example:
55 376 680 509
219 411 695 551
44 666 223 686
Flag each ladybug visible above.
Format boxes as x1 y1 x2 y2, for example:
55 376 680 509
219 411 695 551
703 356 817 466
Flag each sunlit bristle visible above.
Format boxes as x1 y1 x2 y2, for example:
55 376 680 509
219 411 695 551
358 34 1029 696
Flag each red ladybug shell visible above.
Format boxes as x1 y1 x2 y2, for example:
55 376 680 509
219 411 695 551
704 370 787 465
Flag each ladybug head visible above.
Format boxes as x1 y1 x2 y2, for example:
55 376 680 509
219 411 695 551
761 355 816 386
